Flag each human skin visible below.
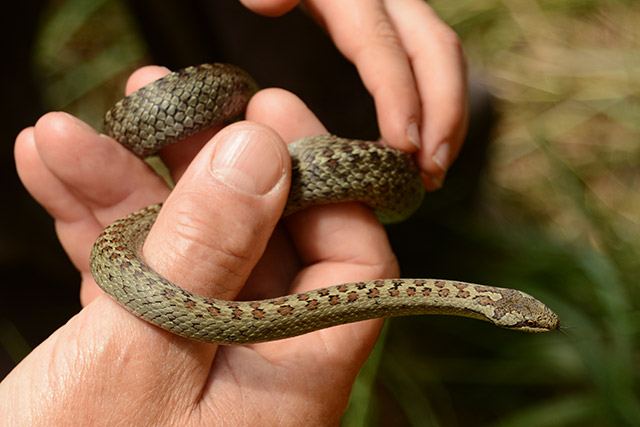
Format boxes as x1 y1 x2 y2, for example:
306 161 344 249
3 1 468 423
6 78 398 425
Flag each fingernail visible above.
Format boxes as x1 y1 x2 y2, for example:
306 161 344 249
432 142 451 172
406 119 421 149
421 171 444 191
211 129 284 195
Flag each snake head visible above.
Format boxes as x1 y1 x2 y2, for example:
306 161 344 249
494 290 560 333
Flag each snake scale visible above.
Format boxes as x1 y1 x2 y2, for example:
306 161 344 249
90 63 559 344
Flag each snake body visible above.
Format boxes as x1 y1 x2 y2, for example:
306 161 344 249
90 63 559 344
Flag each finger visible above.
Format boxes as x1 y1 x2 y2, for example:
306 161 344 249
124 65 172 95
387 0 469 188
306 0 422 152
246 88 327 139
15 124 98 303
245 88 397 360
31 112 168 220
15 123 88 225
15 112 170 304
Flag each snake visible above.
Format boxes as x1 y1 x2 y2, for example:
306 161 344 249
90 63 559 344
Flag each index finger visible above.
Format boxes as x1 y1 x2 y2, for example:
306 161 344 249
305 0 422 152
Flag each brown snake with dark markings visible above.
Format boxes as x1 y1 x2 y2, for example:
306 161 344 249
89 64 559 344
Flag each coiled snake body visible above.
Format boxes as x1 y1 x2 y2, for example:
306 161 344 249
90 64 559 344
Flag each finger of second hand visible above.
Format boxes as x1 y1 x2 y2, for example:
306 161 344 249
307 0 422 152
386 0 469 180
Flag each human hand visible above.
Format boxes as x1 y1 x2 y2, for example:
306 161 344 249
239 0 468 190
5 66 398 425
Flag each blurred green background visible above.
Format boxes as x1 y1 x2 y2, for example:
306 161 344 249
1 0 638 426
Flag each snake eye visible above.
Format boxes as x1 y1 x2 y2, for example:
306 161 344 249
525 320 537 328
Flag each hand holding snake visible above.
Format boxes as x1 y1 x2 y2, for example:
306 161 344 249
11 77 411 423
8 4 551 424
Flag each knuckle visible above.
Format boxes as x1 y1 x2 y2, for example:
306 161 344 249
174 214 252 265
430 24 468 76
371 15 402 50
435 25 465 58
168 209 254 278
371 252 400 279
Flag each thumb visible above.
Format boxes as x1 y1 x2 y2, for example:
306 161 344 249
0 122 292 424
143 120 290 311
